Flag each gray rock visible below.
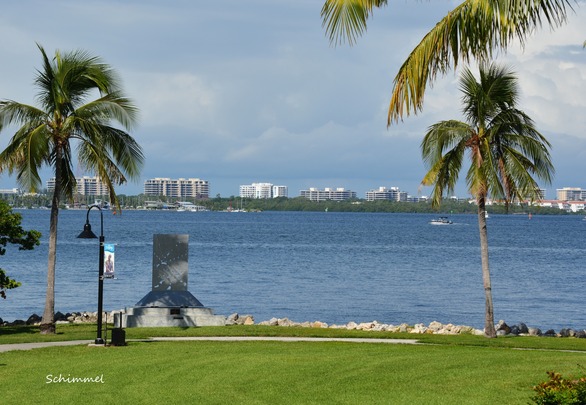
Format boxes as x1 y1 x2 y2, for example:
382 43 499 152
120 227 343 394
516 323 529 334
528 327 542 336
543 329 557 337
496 320 511 334
225 313 239 325
559 328 577 338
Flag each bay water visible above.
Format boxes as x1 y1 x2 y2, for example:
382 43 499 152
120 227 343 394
2 209 585 331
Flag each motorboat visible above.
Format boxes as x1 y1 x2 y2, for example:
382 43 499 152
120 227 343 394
430 217 453 225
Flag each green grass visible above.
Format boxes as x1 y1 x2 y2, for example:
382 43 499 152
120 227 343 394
2 324 586 404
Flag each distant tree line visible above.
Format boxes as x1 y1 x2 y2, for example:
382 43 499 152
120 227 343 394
0 193 570 215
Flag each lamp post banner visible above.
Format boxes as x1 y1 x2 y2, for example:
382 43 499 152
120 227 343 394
104 244 115 279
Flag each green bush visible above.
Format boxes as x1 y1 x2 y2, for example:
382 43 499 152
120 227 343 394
532 370 586 404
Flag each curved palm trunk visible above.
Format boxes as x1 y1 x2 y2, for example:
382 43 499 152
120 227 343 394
477 195 496 337
40 158 62 334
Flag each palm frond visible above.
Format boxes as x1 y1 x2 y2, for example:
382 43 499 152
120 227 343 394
1 45 143 202
387 0 572 125
0 123 52 192
321 0 387 46
0 101 46 132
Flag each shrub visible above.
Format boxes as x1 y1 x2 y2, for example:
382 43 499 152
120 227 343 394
531 370 586 404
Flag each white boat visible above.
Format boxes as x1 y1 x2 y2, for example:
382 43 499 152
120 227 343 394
176 202 208 212
430 217 453 225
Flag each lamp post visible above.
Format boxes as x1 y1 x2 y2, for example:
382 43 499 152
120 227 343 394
77 205 105 345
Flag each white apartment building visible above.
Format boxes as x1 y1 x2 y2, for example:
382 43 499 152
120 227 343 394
144 177 209 199
272 185 288 198
365 186 408 202
300 187 357 201
239 183 288 199
0 188 20 195
47 176 109 196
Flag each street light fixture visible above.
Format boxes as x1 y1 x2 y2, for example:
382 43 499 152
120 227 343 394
77 205 105 345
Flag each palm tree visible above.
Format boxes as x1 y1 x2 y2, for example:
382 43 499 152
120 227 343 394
0 45 143 334
321 0 573 125
420 63 553 337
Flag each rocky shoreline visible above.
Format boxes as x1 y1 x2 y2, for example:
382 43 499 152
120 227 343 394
2 311 586 338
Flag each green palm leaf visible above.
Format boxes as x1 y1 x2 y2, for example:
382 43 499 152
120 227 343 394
321 0 573 125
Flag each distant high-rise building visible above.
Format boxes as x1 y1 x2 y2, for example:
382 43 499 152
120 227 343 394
47 176 109 196
365 186 408 202
272 185 288 198
299 187 356 201
556 187 583 201
144 178 209 199
239 183 287 199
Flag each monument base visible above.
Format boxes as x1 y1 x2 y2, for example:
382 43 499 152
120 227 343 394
116 306 226 328
120 234 226 328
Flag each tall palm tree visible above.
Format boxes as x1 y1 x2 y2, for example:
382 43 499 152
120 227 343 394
0 45 143 334
321 0 573 125
420 63 553 337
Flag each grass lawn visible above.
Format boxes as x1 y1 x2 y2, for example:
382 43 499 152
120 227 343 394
2 324 586 404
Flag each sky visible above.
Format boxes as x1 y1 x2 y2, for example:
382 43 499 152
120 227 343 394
0 0 584 200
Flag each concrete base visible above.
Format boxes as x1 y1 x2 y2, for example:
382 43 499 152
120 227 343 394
116 306 226 328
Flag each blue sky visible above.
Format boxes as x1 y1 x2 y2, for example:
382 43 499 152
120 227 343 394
0 1 584 199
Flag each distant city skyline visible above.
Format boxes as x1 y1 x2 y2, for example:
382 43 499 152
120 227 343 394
0 3 584 202
18 175 586 202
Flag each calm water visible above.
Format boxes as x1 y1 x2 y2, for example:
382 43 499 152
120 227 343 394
1 209 585 331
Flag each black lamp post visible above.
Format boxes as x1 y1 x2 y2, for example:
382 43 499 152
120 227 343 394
77 205 105 345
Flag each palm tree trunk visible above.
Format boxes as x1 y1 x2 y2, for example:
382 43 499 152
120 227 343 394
477 195 496 338
40 159 62 334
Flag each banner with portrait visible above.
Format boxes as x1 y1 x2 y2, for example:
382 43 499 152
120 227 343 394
103 244 115 278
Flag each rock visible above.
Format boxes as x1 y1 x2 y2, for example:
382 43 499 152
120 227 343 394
357 322 374 330
225 313 239 325
428 321 443 332
242 315 254 325
372 323 387 332
411 324 427 334
346 321 357 330
266 317 278 326
496 320 511 334
398 323 410 333
516 323 529 334
509 325 520 335
528 327 542 336
311 321 327 328
559 328 576 338
26 314 42 325
278 318 294 327
543 329 557 337
54 311 67 322
11 319 26 326
453 325 475 335
576 330 586 339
